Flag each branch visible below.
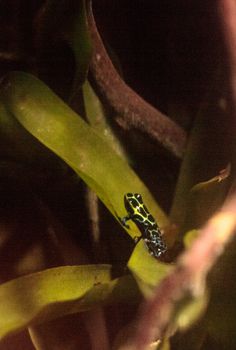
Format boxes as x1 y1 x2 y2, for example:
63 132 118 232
86 1 187 158
119 193 236 350
117 4 236 348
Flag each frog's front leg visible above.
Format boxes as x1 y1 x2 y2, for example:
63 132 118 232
133 235 142 244
120 214 131 228
120 214 142 244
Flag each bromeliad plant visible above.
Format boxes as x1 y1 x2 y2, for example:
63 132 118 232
0 1 236 350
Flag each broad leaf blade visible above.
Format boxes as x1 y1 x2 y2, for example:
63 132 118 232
0 72 169 240
83 80 127 159
0 265 140 341
183 166 230 233
128 241 172 296
0 265 110 340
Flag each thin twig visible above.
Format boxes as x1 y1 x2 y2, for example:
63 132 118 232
86 0 187 158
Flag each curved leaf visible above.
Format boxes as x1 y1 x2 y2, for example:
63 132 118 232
183 229 200 248
0 265 140 341
182 165 230 233
0 102 61 168
170 88 232 235
70 0 92 91
172 291 209 331
83 80 127 159
0 72 169 241
128 241 173 297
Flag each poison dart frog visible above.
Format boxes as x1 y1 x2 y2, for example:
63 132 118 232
121 193 167 258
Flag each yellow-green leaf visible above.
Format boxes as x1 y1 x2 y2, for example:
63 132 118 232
83 80 127 159
183 165 230 232
184 229 200 248
170 90 232 235
0 265 140 341
172 291 209 331
0 72 169 241
128 241 173 297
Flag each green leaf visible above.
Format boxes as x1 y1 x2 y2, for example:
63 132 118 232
172 291 209 331
70 0 92 90
183 166 230 233
0 265 140 341
183 229 200 248
0 72 169 241
128 241 173 296
0 102 61 168
34 0 92 93
158 338 171 350
170 87 232 235
82 80 128 159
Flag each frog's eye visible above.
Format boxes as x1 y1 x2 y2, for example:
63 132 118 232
124 194 133 205
134 193 142 201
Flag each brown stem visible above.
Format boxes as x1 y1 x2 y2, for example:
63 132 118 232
119 193 236 350
118 3 236 349
86 0 187 158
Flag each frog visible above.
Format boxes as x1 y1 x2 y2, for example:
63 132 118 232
121 193 167 258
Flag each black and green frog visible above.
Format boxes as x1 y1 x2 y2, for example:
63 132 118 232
121 193 167 258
